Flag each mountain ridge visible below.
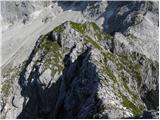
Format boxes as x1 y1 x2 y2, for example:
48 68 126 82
1 21 158 118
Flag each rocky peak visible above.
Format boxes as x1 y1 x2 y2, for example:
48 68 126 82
1 21 159 118
1 1 159 119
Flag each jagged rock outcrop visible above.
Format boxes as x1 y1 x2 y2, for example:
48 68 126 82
104 1 148 33
0 1 159 119
1 21 158 119
81 1 159 61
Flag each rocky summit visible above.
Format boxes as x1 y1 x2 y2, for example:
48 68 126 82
0 1 159 119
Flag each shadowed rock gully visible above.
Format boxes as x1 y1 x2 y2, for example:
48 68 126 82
17 37 102 118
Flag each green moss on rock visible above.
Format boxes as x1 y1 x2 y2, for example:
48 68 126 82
101 65 117 82
119 92 143 116
70 21 86 33
37 33 65 75
53 24 64 33
34 21 145 117
85 36 103 50
1 80 12 97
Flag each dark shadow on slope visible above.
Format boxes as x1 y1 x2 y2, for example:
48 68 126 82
18 37 43 98
140 60 159 111
17 35 61 118
103 1 148 34
53 47 102 119
141 86 159 110
57 1 89 11
17 39 103 118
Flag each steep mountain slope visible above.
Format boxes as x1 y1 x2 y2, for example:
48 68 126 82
1 1 86 68
0 1 159 119
81 1 159 61
1 21 158 118
1 1 53 30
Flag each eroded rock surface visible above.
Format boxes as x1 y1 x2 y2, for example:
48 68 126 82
0 1 159 119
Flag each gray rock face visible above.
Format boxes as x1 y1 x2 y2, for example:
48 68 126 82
126 110 159 119
104 1 148 33
82 1 108 20
1 1 159 119
1 21 158 119
81 1 159 61
1 1 52 25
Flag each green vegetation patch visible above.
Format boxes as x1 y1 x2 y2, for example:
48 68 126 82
71 21 113 41
101 65 117 82
41 39 61 52
1 80 12 97
70 21 86 34
1 66 22 97
88 22 101 31
119 92 143 115
70 21 100 33
37 34 65 75
53 24 64 33
44 52 64 75
118 54 142 86
85 36 103 50
53 21 144 116
133 64 142 85
84 36 118 83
